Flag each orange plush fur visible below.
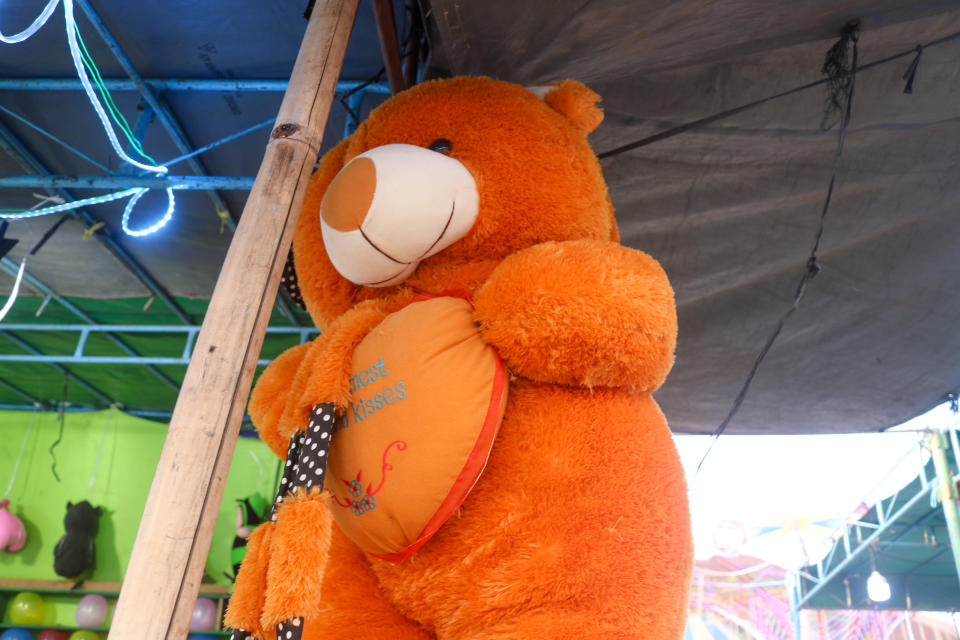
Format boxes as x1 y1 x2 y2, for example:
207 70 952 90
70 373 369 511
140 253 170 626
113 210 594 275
240 77 692 639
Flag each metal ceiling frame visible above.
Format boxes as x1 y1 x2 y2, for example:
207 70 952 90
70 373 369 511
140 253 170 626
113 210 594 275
0 118 192 323
0 322 318 366
0 256 179 391
0 175 254 189
0 0 399 415
74 0 237 229
788 425 960 634
0 78 390 94
0 68 384 406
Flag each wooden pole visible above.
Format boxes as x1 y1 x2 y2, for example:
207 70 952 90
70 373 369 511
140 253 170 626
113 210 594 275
107 1 359 638
372 0 406 93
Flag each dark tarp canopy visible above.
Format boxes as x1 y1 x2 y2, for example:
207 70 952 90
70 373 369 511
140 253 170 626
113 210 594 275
426 0 960 435
0 0 958 433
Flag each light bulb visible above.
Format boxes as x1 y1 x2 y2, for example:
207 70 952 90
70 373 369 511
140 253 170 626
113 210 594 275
866 570 891 602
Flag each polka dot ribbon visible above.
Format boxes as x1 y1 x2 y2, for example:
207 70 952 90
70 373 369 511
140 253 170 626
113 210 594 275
281 249 306 310
229 403 335 640
271 403 334 517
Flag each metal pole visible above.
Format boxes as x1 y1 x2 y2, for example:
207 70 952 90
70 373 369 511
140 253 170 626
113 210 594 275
72 0 308 326
788 572 803 640
0 118 192 324
0 174 254 190
928 430 960 588
0 329 113 403
0 377 43 405
0 257 180 392
343 89 365 136
0 77 390 93
0 104 113 173
796 482 935 608
122 103 155 175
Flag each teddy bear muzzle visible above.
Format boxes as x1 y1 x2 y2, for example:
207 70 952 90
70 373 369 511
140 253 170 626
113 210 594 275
319 143 480 287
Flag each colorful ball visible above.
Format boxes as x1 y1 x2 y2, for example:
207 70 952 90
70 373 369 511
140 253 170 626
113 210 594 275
39 631 71 640
68 631 101 640
188 635 218 640
74 593 109 627
189 597 217 630
9 591 46 624
1 628 33 640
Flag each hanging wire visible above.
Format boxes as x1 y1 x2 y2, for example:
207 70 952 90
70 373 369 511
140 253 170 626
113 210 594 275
340 68 385 131
249 449 265 491
3 408 38 498
696 22 861 477
50 372 69 483
86 407 116 499
597 27 960 160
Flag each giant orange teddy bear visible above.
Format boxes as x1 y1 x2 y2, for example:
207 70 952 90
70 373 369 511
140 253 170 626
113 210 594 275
225 77 692 640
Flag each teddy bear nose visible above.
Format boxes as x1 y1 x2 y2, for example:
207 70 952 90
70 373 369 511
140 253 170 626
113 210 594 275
320 156 376 232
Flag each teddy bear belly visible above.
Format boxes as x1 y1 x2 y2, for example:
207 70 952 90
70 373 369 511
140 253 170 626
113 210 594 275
368 379 693 638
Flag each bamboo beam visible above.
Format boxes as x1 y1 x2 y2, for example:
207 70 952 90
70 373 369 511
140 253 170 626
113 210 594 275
372 0 406 93
107 2 360 638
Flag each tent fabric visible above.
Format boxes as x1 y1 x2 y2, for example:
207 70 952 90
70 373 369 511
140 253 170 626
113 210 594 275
424 3 960 434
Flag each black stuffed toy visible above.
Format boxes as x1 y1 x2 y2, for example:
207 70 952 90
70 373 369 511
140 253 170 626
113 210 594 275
53 500 101 579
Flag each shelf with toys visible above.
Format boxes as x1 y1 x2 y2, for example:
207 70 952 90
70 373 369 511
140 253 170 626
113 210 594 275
0 578 231 639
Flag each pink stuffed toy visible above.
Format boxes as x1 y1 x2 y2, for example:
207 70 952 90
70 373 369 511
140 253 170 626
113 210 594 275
0 499 26 552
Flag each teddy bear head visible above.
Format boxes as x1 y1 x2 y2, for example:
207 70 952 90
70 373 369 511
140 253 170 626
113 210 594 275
292 76 617 329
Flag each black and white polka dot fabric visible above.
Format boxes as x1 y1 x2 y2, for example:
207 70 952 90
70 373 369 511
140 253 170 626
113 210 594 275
281 249 307 310
271 403 334 519
277 617 304 640
229 403 334 640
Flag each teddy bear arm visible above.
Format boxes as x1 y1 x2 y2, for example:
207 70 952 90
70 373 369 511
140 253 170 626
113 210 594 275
276 294 415 437
249 341 314 458
473 240 677 393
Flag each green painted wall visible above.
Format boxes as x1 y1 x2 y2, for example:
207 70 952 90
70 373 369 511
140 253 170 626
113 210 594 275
0 408 278 586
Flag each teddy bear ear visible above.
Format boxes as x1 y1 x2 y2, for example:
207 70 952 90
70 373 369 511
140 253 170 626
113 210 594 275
528 80 604 135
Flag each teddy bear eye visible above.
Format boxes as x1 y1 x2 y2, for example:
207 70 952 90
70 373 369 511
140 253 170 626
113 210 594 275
428 138 453 155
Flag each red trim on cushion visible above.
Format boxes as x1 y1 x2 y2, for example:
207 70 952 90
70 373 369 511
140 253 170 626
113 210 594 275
368 345 508 565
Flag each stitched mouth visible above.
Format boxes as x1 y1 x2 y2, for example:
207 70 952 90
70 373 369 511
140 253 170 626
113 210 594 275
358 266 412 287
354 201 458 286
414 201 456 262
359 227 404 264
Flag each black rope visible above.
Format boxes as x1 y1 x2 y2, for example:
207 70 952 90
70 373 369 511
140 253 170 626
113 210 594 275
30 214 70 256
903 45 923 94
50 372 69 483
597 28 960 160
696 23 860 476
339 68 386 132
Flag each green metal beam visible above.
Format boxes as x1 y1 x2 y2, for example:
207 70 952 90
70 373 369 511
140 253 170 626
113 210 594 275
1 257 181 392
928 430 960 588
